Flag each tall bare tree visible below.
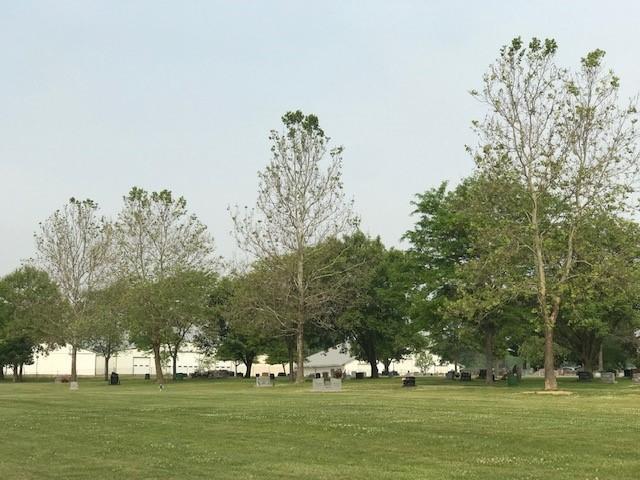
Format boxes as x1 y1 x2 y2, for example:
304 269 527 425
34 198 112 382
231 111 357 382
114 187 214 384
471 38 639 390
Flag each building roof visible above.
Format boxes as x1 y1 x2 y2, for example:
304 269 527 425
304 346 355 368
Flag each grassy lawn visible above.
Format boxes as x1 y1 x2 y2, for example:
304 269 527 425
1 376 638 479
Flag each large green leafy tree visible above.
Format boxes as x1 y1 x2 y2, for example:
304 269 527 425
0 267 65 381
336 233 422 377
405 180 534 383
84 281 130 380
404 182 476 372
196 276 268 378
555 214 640 371
126 270 214 381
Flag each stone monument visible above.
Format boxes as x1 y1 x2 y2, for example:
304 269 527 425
600 372 616 384
312 377 342 392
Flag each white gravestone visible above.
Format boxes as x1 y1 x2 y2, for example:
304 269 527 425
312 378 342 392
69 381 79 390
256 376 273 387
600 372 616 384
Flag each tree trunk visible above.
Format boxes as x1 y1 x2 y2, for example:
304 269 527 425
71 344 78 382
484 329 494 385
172 353 178 380
0 367 4 380
19 363 23 381
152 342 165 385
369 359 379 379
295 242 306 384
287 338 295 382
543 323 557 390
295 320 305 383
382 359 392 376
12 364 19 382
244 359 253 378
104 356 110 381
598 344 604 372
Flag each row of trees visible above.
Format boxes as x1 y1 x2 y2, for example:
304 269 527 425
2 37 640 390
0 190 216 384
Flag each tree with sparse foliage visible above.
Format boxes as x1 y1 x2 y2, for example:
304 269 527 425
114 187 214 384
470 37 639 390
34 198 112 382
231 111 358 382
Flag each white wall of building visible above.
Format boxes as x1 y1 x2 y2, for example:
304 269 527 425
6 345 453 378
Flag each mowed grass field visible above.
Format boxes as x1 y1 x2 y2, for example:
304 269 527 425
1 377 638 480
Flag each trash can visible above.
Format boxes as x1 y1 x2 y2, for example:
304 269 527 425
144 373 150 380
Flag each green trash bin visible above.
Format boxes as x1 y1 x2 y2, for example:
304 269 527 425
507 373 519 386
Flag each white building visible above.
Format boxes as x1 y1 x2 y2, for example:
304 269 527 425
6 344 213 378
304 345 454 378
4 343 452 379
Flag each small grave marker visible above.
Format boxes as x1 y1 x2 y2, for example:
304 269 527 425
577 371 593 382
256 376 273 387
69 381 79 391
312 378 342 392
402 376 416 387
601 372 616 384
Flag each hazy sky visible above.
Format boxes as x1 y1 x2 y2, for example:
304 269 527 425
2 1 640 275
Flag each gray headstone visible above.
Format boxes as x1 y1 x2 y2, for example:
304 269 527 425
601 372 616 384
312 378 341 392
256 376 273 387
69 381 79 391
632 373 640 385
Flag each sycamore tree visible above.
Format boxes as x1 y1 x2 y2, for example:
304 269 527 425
231 111 358 382
114 187 214 384
34 198 112 382
470 38 639 390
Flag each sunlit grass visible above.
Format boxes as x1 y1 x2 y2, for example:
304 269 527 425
1 376 638 479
